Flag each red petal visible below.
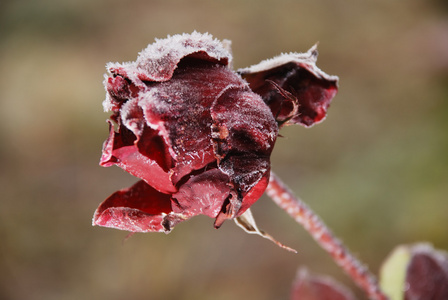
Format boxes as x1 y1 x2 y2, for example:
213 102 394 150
238 46 338 127
104 32 231 91
136 126 173 172
100 121 136 167
238 169 270 216
113 146 176 194
100 123 176 194
211 88 278 156
104 75 140 112
120 98 146 136
93 180 174 232
138 62 247 184
172 168 231 218
211 88 276 205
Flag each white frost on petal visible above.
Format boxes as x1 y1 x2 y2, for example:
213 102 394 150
102 93 115 112
102 74 115 112
120 98 144 136
238 44 339 83
106 32 232 88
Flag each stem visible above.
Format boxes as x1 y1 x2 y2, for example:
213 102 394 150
266 171 389 300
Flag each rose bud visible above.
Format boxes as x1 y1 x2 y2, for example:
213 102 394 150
93 32 338 235
380 243 448 300
291 268 356 300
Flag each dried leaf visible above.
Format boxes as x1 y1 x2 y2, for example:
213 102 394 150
234 208 297 253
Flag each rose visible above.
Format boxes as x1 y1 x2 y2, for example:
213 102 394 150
93 32 338 233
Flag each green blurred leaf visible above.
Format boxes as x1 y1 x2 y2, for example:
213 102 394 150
379 245 411 300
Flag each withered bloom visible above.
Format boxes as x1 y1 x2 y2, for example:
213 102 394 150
93 32 338 233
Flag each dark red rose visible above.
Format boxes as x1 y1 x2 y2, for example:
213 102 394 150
93 32 338 233
405 244 448 300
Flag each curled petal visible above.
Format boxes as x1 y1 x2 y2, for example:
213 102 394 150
93 180 183 233
213 156 271 228
103 74 140 112
238 45 338 127
211 88 277 207
100 122 176 193
138 62 247 184
136 126 173 172
219 154 270 202
104 32 232 90
211 88 278 156
120 98 146 136
100 121 136 167
238 168 270 215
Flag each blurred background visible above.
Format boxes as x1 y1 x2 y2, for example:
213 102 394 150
1 0 447 299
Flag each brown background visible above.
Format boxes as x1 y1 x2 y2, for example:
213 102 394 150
1 0 447 299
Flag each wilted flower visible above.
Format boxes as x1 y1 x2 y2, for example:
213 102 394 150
93 32 338 233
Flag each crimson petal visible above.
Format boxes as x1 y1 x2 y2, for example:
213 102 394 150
238 45 338 127
138 61 247 184
238 168 270 215
103 32 231 91
172 168 231 218
93 180 176 232
211 88 277 205
100 122 176 194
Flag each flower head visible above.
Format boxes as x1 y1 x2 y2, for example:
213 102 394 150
93 32 338 233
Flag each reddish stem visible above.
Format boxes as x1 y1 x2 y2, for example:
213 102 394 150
266 171 389 300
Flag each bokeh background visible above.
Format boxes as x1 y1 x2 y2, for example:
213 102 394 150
1 0 447 299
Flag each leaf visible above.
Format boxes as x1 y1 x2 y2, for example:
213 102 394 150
379 245 411 300
234 208 297 253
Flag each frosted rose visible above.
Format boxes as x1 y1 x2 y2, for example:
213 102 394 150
93 32 338 233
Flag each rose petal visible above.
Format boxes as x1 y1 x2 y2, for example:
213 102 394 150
238 45 338 127
138 62 247 184
112 146 176 194
103 74 140 112
100 122 176 193
238 169 270 215
211 88 278 156
120 98 146 136
220 154 270 200
103 32 232 93
211 88 277 205
172 168 231 218
136 126 173 172
99 121 136 167
93 180 174 232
